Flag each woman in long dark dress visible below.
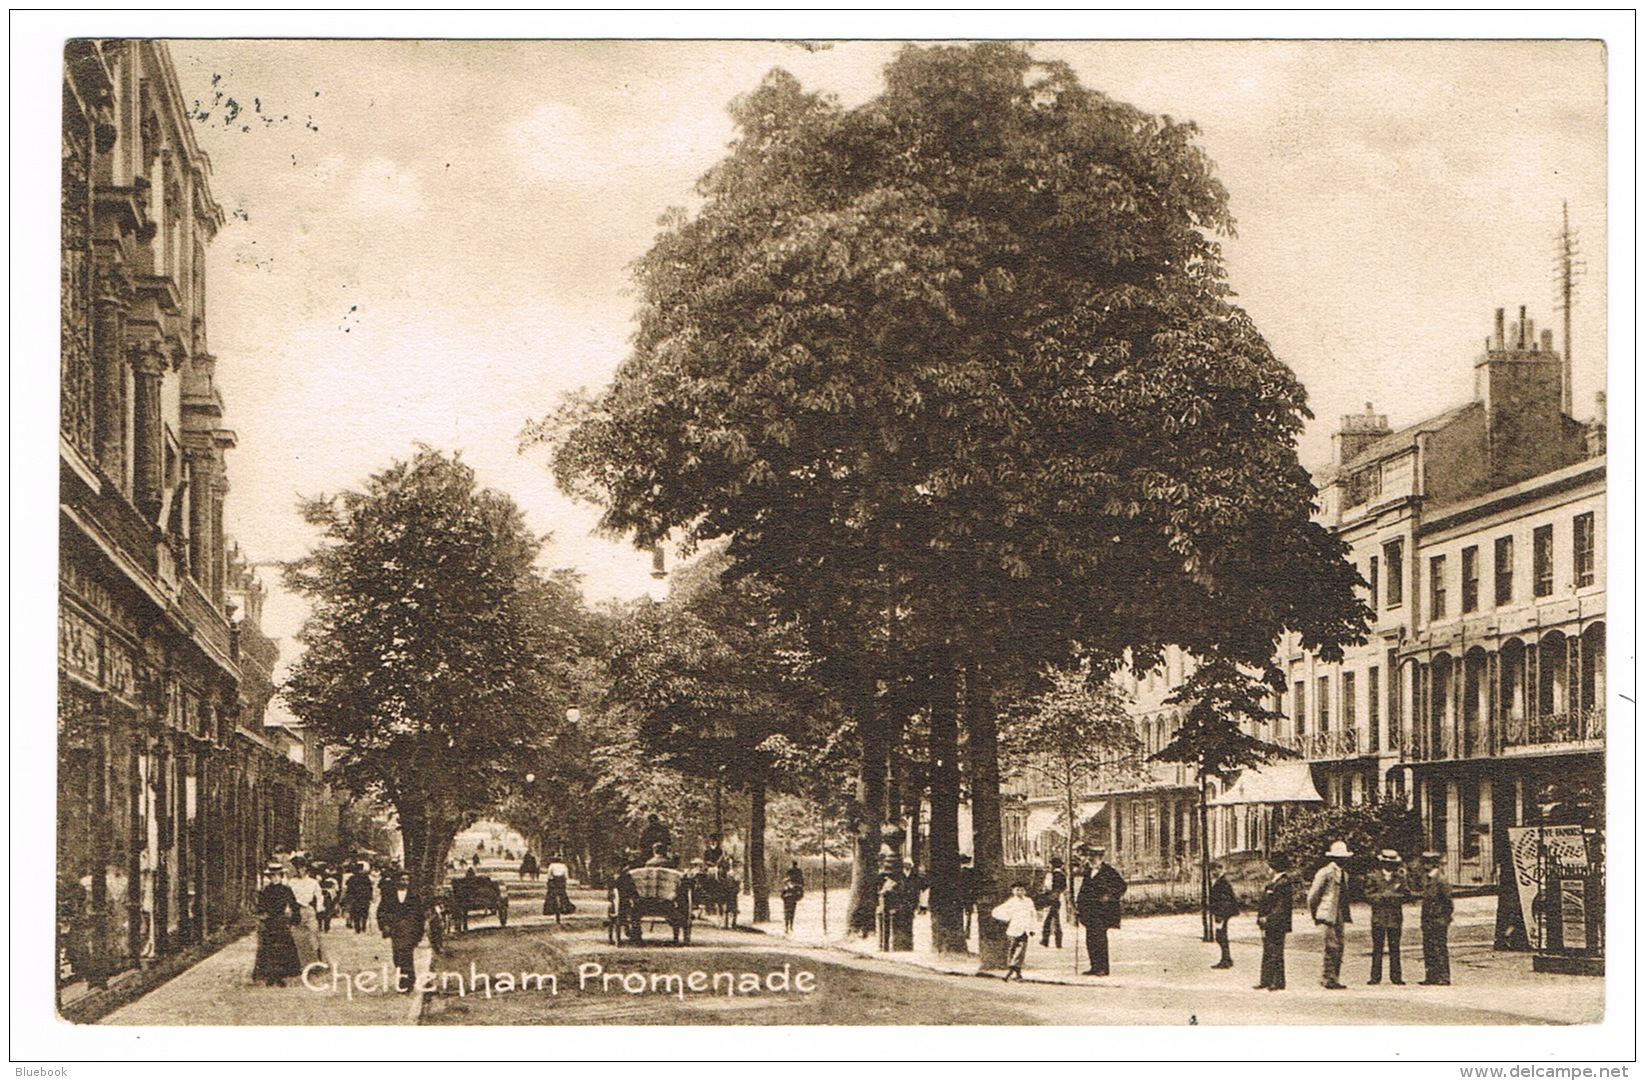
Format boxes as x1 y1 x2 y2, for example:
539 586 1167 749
252 862 303 986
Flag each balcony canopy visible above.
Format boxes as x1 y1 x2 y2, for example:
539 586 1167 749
1024 800 1109 835
1208 761 1324 806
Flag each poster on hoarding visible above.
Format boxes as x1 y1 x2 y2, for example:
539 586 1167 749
1506 825 1588 943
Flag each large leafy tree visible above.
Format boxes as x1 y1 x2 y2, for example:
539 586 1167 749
1150 657 1298 940
544 43 1367 963
282 449 581 894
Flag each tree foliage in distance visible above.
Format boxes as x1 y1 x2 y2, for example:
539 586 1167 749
1149 658 1297 781
281 448 582 892
1272 801 1425 883
1000 659 1145 813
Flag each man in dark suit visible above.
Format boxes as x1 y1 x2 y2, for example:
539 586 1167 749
376 871 426 993
344 864 374 933
1417 850 1454 985
1254 851 1294 990
1075 845 1126 976
1208 861 1240 969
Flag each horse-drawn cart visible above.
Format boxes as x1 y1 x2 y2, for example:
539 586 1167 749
612 866 692 945
447 872 509 932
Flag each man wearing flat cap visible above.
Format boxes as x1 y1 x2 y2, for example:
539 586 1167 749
1364 849 1410 985
1307 840 1354 990
1075 845 1126 976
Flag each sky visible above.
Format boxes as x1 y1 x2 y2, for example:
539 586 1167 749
153 37 1606 654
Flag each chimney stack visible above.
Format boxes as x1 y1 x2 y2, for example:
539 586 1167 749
1335 401 1390 464
1495 308 1506 350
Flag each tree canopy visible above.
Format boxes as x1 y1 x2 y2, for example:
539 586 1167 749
281 448 584 889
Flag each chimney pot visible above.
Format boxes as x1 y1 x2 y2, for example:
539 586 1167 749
1542 328 1554 353
1494 308 1506 350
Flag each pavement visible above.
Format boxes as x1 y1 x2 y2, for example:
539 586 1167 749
771 887 1604 1025
102 914 435 1026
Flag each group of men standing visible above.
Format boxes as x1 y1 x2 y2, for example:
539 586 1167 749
1247 842 1454 992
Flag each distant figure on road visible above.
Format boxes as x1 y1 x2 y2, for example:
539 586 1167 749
1209 861 1239 969
543 854 573 924
639 814 672 860
1075 845 1126 976
376 871 426 993
780 861 805 934
251 861 302 987
1039 856 1067 949
1254 851 1294 990
1364 849 1410 985
991 882 1038 981
703 833 725 873
344 865 374 932
1417 850 1454 985
519 852 539 881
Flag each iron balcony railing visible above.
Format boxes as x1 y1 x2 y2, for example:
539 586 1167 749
1503 707 1606 749
1269 729 1364 760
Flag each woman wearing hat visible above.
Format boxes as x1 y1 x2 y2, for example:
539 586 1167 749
1307 840 1354 990
1364 849 1410 985
252 861 303 987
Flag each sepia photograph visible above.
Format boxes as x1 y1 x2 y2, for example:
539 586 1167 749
19 10 1633 1069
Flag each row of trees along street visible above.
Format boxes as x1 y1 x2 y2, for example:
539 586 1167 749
540 43 1368 967
281 43 1368 967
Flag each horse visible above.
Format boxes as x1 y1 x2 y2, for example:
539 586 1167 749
691 867 739 929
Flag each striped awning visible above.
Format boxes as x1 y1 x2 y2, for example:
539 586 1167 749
1209 762 1325 806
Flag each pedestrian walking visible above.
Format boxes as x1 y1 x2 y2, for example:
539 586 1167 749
1209 861 1239 968
991 882 1039 981
1038 857 1067 949
252 862 303 987
1254 851 1293 990
542 853 573 923
286 858 325 969
344 864 374 932
1307 840 1354 989
376 871 426 993
1075 845 1126 976
317 874 339 933
1364 849 1409 985
1417 850 1454 985
781 861 805 934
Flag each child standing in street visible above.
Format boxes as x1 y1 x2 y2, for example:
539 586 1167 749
992 882 1039 982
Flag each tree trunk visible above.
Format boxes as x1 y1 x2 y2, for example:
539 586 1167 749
750 777 770 923
848 693 888 936
928 664 966 953
965 662 1009 970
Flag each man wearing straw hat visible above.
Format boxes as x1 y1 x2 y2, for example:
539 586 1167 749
1307 840 1354 990
1364 848 1410 985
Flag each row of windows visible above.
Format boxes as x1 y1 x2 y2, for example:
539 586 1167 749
1372 512 1596 618
1290 666 1382 735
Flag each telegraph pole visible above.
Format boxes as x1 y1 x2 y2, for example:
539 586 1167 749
1557 202 1578 416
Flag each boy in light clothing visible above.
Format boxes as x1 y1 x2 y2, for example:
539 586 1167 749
992 882 1039 982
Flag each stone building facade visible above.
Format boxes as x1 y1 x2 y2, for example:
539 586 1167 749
1024 306 1605 887
57 39 335 1008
